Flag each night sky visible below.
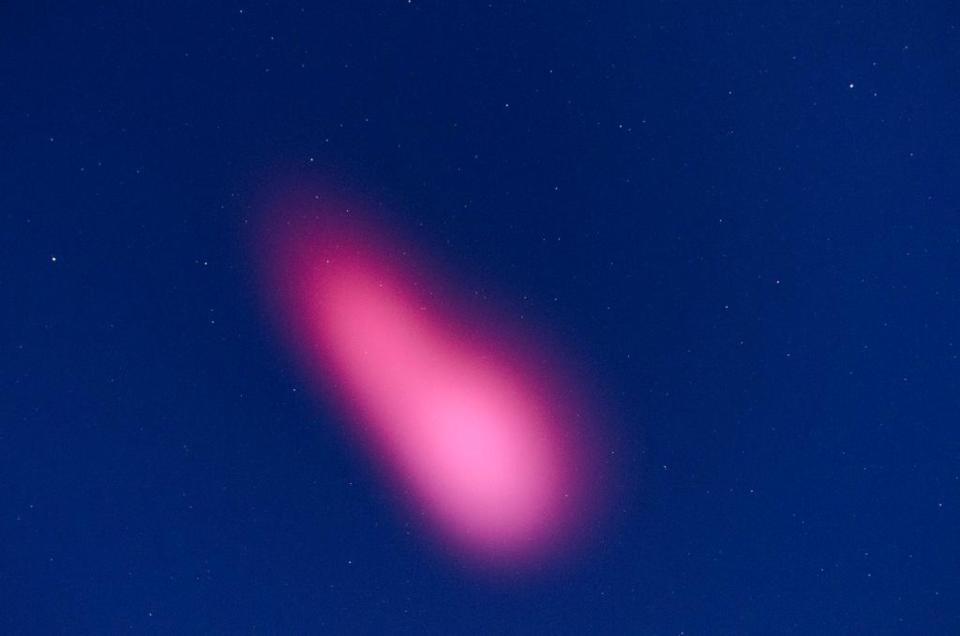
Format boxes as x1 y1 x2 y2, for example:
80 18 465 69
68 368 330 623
3 3 959 633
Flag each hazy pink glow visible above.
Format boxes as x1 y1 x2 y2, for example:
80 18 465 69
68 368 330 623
259 195 602 569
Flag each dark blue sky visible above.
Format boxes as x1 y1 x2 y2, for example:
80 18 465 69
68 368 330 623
2 2 958 633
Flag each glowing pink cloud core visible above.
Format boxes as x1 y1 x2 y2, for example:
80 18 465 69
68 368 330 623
258 193 604 570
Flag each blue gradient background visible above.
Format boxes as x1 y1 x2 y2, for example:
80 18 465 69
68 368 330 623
2 3 958 633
